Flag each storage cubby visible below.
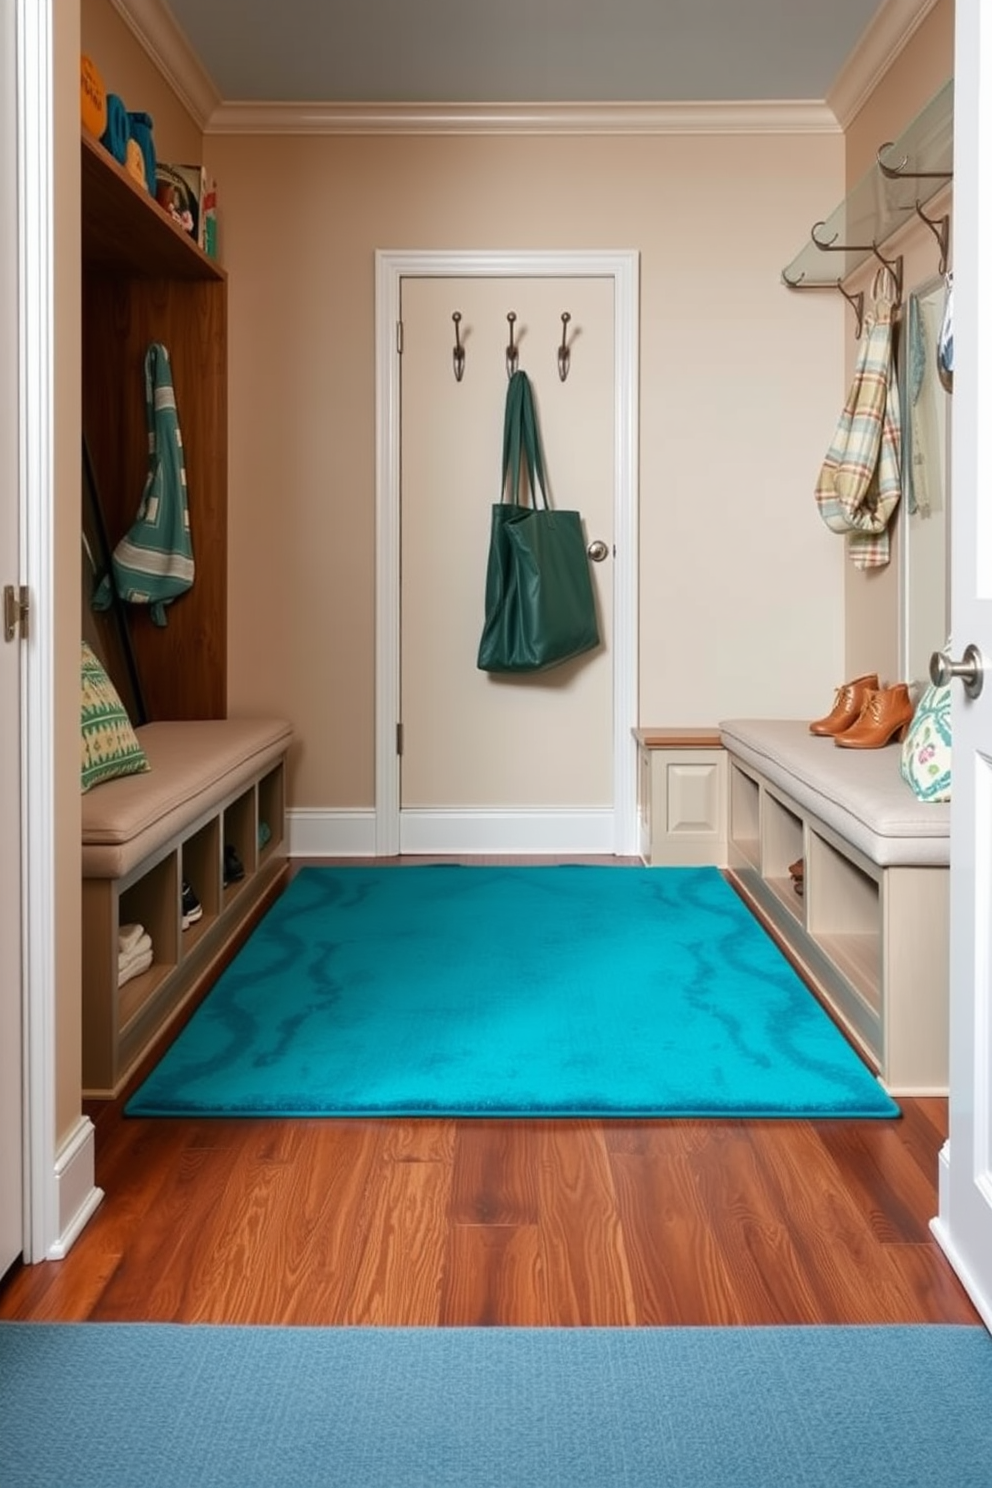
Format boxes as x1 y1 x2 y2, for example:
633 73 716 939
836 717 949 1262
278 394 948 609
223 787 257 908
258 762 285 866
760 789 805 924
182 817 221 952
117 853 179 1034
806 831 882 1017
728 761 760 871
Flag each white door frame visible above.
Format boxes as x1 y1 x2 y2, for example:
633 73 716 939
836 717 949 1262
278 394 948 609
374 249 640 858
17 0 59 1262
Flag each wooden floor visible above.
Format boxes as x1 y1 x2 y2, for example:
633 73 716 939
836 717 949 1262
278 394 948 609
0 861 980 1329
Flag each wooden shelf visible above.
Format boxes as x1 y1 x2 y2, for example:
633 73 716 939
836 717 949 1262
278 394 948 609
81 130 223 282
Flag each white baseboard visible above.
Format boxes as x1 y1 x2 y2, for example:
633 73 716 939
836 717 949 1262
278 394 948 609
288 809 377 857
48 1117 103 1260
287 807 617 858
398 809 615 856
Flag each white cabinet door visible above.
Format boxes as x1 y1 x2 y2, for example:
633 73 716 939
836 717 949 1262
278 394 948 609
932 0 992 1331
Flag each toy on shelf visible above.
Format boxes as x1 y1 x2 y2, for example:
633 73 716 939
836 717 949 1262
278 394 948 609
80 55 106 138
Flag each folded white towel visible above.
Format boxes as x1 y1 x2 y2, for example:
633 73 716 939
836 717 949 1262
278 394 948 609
118 931 152 976
117 946 153 988
118 923 146 956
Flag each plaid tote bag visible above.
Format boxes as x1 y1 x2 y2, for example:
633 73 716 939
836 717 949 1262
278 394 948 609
814 266 902 569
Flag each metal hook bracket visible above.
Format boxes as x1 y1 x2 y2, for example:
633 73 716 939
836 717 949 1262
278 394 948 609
452 312 465 382
914 201 951 275
557 312 571 382
781 271 865 339
876 140 954 182
506 312 518 378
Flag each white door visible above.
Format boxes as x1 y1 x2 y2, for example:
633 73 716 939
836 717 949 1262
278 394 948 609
0 0 24 1277
376 250 639 859
932 0 992 1330
399 275 614 852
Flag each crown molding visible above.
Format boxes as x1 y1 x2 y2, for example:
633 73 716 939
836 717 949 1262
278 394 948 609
827 0 942 129
204 99 839 138
108 0 221 130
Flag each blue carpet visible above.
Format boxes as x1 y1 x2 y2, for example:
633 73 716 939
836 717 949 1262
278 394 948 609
126 865 898 1118
1 1323 989 1487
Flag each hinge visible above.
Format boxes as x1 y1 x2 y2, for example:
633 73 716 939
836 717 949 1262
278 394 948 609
396 722 404 756
396 320 403 355
3 584 28 643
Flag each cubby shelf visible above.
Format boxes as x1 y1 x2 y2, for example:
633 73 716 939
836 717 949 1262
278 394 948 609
82 759 288 1099
725 756 948 1093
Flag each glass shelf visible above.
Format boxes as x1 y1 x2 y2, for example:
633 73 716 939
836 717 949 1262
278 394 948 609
782 78 953 289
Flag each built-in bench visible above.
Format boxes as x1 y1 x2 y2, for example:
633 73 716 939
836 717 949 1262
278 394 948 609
82 717 293 1097
719 718 949 1094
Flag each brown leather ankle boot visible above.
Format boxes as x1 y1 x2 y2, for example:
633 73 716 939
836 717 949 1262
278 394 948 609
809 673 879 736
834 683 914 748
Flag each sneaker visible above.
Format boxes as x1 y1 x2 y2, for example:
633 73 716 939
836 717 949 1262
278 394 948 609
181 879 202 930
223 845 245 886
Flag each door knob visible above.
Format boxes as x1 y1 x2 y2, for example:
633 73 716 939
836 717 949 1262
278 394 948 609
929 643 984 698
586 540 609 562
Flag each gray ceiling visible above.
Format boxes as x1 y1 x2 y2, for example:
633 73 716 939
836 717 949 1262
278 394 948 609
163 0 887 105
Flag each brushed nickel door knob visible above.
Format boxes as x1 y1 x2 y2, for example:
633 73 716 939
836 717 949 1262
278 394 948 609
929 644 984 698
586 540 609 562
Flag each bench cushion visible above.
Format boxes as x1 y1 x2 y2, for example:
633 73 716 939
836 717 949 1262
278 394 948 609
82 717 293 880
719 718 949 867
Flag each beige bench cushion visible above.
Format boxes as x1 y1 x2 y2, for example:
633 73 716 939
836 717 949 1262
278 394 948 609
82 718 293 880
720 718 949 868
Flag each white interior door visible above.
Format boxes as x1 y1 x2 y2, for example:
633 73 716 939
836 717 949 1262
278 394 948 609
932 0 992 1331
0 0 24 1277
399 275 614 852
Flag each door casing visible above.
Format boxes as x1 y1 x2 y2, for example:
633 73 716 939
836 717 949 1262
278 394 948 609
374 249 640 857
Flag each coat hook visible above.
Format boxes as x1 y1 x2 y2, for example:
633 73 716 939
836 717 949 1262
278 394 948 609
452 312 465 382
557 312 571 382
506 312 518 378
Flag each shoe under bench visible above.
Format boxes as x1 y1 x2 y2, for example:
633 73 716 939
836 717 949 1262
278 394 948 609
81 717 293 1098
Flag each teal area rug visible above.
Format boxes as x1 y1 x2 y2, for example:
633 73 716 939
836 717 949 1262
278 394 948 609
126 865 898 1118
2 1323 989 1487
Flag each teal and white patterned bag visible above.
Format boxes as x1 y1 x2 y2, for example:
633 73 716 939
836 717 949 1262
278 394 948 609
900 679 952 802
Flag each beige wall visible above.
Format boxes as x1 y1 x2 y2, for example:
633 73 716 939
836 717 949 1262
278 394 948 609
841 0 954 684
210 129 848 809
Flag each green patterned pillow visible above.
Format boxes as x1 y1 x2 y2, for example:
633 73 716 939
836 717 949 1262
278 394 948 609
900 679 952 802
80 641 150 793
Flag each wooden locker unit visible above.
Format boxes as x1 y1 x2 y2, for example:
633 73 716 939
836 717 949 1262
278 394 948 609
81 130 227 721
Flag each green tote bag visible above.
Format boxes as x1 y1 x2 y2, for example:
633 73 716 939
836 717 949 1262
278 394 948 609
477 370 600 673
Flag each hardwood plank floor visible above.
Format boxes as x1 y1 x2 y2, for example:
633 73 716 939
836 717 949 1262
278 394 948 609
0 861 980 1328
0 1102 978 1327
